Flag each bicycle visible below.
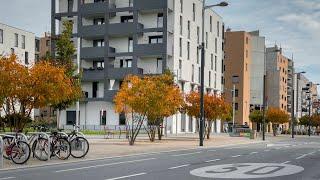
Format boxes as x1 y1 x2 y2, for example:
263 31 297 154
28 125 51 161
67 125 89 158
2 132 31 164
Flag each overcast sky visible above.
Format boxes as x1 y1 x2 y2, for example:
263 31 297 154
0 0 319 83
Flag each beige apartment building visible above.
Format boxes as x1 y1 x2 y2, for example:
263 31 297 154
224 30 252 127
266 45 289 130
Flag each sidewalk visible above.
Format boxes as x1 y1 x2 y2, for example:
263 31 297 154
3 133 262 169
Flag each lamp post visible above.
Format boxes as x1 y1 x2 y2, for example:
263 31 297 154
291 71 306 138
199 1 228 146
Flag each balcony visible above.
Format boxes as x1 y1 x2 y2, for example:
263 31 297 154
79 25 105 38
135 43 165 56
82 68 105 81
134 0 167 11
108 67 143 79
79 2 107 17
105 90 118 101
81 46 115 59
109 22 143 37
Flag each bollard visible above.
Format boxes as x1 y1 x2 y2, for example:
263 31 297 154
0 137 3 169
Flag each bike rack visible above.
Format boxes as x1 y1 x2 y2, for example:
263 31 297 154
4 132 28 143
76 132 85 138
27 132 51 161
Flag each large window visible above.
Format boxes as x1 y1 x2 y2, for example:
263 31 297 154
187 21 190 39
209 71 211 87
149 36 163 44
68 0 73 12
119 112 126 125
157 13 163 28
217 21 220 37
179 38 182 57
192 3 196 21
0 29 3 44
210 16 212 32
198 67 201 83
215 38 217 53
187 42 190 60
92 82 98 98
180 0 183 13
14 33 18 47
215 56 217 71
94 18 105 25
66 111 76 125
197 26 200 44
179 16 183 35
93 39 104 47
191 64 194 82
22 35 25 49
128 37 133 52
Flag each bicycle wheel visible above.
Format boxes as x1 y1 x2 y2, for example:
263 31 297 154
2 136 13 160
70 137 89 158
53 138 71 160
11 141 31 164
32 137 49 161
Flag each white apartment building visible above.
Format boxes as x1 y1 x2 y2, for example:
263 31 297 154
52 0 224 133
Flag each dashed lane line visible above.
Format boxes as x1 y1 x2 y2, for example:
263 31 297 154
296 151 316 160
168 164 190 170
171 151 202 157
205 159 221 163
231 155 241 158
249 152 258 155
0 177 15 180
105 173 147 180
282 161 291 164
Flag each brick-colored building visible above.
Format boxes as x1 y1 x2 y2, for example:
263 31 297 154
224 30 252 127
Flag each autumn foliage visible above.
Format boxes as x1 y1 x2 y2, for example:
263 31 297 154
114 72 183 145
184 91 231 139
0 55 82 130
266 107 290 136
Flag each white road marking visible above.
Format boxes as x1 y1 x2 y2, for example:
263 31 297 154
0 177 15 180
207 149 216 152
168 164 190 170
282 161 291 164
105 172 146 180
264 149 270 152
55 158 156 173
296 151 316 160
231 155 241 158
249 152 258 155
224 147 233 150
172 151 201 157
205 159 221 163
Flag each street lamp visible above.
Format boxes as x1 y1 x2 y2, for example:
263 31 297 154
199 1 228 147
291 71 306 138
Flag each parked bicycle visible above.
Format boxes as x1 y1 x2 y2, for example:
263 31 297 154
2 131 31 164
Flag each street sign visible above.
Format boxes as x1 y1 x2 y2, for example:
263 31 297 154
190 163 304 179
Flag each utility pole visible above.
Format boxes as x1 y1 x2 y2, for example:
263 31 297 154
262 75 266 141
232 84 236 129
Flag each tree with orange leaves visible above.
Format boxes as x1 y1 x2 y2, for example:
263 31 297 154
114 71 183 145
0 55 82 130
266 107 290 136
184 91 231 139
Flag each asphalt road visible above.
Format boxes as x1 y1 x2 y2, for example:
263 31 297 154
1 136 320 180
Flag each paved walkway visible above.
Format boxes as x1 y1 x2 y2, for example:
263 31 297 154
3 133 262 169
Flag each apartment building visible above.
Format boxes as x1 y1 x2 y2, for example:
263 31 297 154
0 23 35 66
0 22 36 117
224 30 251 127
287 59 295 115
51 0 224 133
296 73 309 118
35 37 40 61
39 32 51 59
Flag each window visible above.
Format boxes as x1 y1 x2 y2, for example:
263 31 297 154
206 32 208 48
121 16 133 23
128 37 133 52
180 0 183 13
179 38 182 57
93 39 104 47
215 56 217 71
94 61 104 69
94 18 105 25
187 21 190 39
100 110 107 125
92 82 98 98
46 40 50 46
129 0 133 7
214 73 217 88
210 16 212 32
246 50 248 58
235 103 239 111
198 67 201 83
192 64 194 82
187 42 190 60
179 16 183 35
14 33 18 47
66 111 76 125
197 26 200 44
232 75 239 83
119 112 126 125
157 13 163 28
245 63 248 71
22 35 25 49
234 89 239 97
197 48 199 64
217 21 220 37
149 36 163 44
179 60 182 69
120 59 132 68
126 59 132 68
211 54 213 70
246 37 249 44
25 52 29 65
68 0 73 12
215 38 217 53
192 3 196 21
209 71 211 87
0 29 3 43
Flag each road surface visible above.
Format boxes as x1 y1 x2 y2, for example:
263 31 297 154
0 136 320 180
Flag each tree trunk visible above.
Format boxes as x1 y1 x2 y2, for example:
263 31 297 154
56 109 60 129
272 124 277 136
157 125 163 140
206 121 212 139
